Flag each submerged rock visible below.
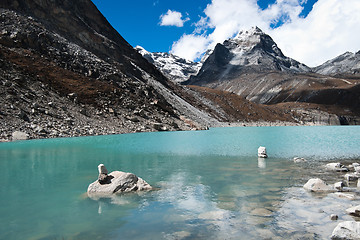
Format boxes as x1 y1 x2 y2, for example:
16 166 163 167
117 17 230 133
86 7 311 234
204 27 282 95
293 157 307 163
333 192 356 200
303 178 334 192
331 221 360 240
87 169 152 197
330 214 338 221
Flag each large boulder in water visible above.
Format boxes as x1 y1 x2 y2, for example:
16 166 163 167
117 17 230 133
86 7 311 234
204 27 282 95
303 178 334 192
331 221 360 240
87 170 152 197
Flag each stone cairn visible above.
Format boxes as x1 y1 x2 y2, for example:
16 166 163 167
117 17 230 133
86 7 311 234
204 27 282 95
98 163 110 184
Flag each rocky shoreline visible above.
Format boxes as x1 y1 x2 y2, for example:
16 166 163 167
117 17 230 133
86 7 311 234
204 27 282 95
0 119 340 143
300 160 360 239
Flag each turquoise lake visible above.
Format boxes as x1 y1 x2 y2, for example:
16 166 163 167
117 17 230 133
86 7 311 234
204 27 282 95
1 126 360 239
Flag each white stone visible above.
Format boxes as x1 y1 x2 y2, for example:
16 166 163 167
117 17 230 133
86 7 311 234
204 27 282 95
334 182 344 191
346 205 360 217
258 146 267 158
353 163 360 168
303 178 334 192
355 166 360 173
327 162 341 169
98 164 108 174
331 221 360 240
326 163 348 172
11 131 28 141
357 179 360 188
87 171 152 197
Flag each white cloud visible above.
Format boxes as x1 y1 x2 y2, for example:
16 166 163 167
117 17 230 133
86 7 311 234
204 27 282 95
271 0 360 66
170 0 360 67
160 10 189 27
170 34 209 60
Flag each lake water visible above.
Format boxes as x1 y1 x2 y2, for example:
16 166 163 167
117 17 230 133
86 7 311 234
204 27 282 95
1 126 360 239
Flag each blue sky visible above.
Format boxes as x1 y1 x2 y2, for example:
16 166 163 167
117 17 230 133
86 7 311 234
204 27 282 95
92 0 211 53
92 0 360 67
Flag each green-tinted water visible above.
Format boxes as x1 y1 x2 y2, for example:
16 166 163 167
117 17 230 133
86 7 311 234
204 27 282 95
1 126 360 239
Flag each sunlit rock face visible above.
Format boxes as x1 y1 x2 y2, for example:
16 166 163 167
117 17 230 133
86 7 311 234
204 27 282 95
185 26 310 88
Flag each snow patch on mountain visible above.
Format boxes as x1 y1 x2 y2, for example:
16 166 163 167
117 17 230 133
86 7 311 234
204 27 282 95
135 46 202 83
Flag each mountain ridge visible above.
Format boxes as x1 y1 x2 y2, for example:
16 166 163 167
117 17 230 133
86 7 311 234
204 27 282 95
1 3 359 142
0 0 220 141
314 50 360 76
135 46 202 83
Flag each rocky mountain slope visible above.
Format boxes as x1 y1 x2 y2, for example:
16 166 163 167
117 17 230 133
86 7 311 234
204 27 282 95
0 0 221 141
135 46 202 83
1 1 359 142
314 51 360 76
185 27 310 86
184 27 360 120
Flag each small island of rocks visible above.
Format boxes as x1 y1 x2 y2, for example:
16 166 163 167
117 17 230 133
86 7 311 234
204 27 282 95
87 164 152 198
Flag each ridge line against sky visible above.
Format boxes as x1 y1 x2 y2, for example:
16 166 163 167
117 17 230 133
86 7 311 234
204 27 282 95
92 0 360 67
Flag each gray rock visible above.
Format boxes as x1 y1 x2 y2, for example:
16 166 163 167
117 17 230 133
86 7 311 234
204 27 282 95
330 214 339 221
11 131 29 141
97 163 109 184
87 171 152 197
19 110 30 122
346 205 360 217
303 178 334 192
331 221 360 240
345 173 360 181
153 123 168 131
98 164 108 174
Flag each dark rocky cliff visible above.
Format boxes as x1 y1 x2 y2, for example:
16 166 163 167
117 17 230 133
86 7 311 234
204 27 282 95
0 0 215 141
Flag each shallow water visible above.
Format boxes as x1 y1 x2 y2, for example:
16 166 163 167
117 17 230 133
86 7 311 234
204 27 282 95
1 126 360 239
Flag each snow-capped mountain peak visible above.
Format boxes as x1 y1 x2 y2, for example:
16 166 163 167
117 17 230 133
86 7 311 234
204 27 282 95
135 46 202 83
185 26 310 87
232 26 264 50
